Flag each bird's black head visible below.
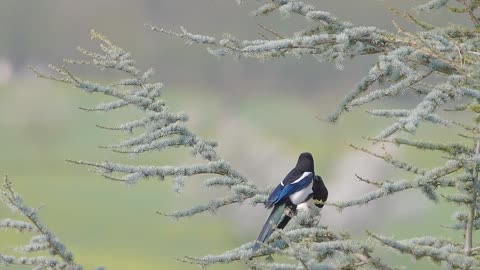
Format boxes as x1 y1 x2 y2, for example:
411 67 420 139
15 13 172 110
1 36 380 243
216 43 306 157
295 152 314 173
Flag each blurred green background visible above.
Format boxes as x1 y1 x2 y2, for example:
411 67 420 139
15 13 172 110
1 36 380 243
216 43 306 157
0 1 472 269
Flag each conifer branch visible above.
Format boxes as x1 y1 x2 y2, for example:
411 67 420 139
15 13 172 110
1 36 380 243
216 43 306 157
15 0 480 268
369 232 477 269
150 0 479 129
347 143 426 175
0 176 85 270
332 160 462 209
30 30 268 218
366 137 471 156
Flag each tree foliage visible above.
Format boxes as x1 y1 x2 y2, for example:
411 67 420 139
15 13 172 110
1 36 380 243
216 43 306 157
0 176 87 270
2 0 480 269
147 0 480 267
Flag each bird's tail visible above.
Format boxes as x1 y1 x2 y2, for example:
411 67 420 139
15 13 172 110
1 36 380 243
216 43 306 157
252 203 286 252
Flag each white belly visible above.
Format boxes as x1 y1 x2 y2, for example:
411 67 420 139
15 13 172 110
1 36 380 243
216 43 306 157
289 181 313 205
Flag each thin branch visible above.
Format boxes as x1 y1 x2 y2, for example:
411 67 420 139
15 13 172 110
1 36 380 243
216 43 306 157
465 137 480 255
257 23 285 39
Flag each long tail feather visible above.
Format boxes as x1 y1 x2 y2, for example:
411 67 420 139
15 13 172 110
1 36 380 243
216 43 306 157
252 203 286 252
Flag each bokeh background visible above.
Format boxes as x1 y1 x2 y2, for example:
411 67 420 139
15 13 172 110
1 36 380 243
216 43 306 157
0 1 470 269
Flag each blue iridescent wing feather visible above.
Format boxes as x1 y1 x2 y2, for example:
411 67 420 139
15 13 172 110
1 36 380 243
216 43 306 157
266 184 283 209
273 174 313 204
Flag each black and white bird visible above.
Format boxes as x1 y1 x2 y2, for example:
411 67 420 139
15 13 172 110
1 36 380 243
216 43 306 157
252 152 328 252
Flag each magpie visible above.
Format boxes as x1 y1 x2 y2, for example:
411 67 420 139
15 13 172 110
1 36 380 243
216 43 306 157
252 152 328 252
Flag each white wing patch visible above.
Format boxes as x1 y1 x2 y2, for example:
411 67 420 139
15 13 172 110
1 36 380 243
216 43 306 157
291 172 313 184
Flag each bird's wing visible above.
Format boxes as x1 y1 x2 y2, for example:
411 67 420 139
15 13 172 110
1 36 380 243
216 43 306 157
313 175 328 208
274 172 313 204
266 184 283 209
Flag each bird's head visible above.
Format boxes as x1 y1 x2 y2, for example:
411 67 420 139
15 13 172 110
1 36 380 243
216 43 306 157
295 152 314 173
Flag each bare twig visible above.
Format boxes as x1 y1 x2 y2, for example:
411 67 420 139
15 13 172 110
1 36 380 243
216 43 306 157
465 137 480 255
